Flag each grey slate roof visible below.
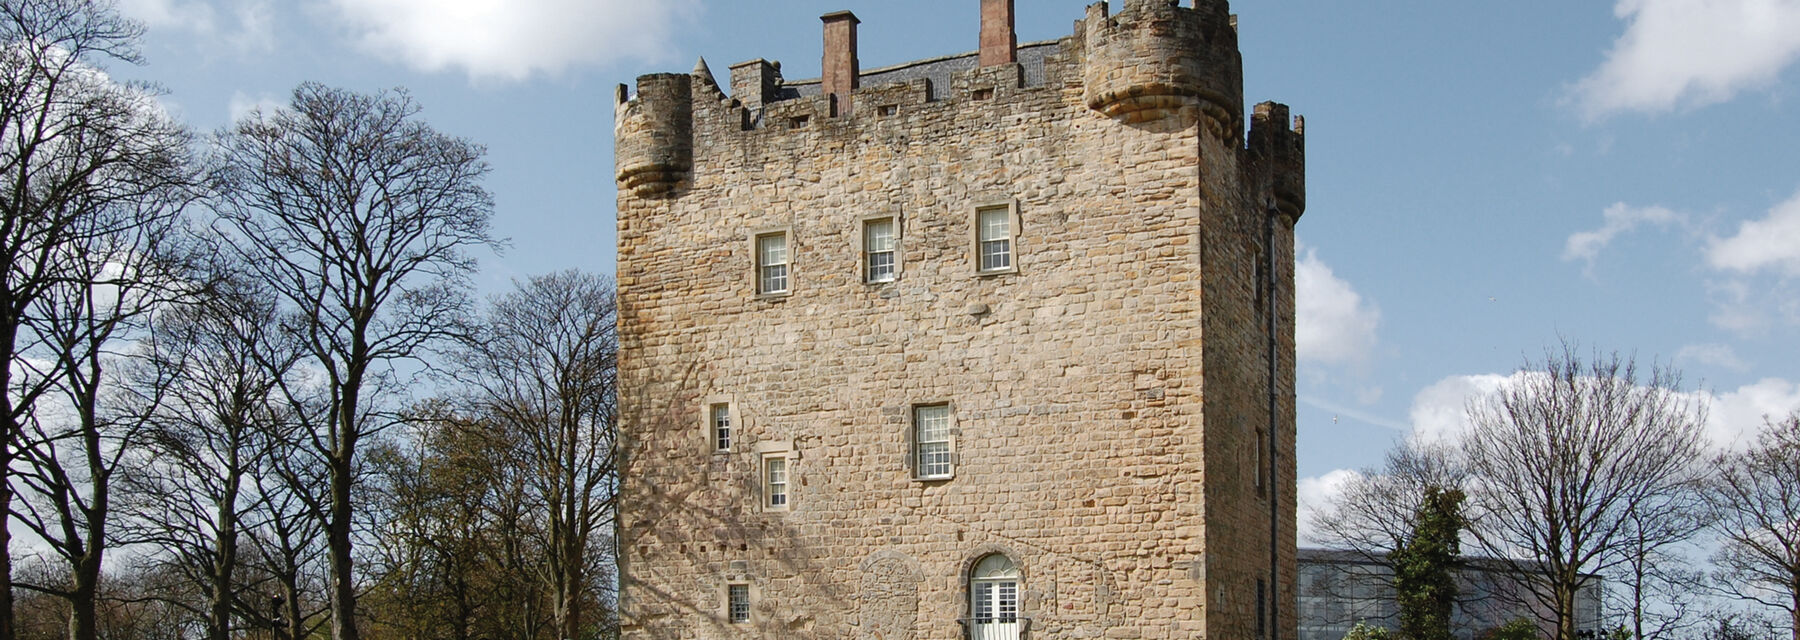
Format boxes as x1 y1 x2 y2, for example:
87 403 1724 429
779 40 1059 103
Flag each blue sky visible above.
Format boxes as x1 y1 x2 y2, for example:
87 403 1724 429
112 0 1800 530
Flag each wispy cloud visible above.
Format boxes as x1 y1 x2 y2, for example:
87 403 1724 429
226 90 283 124
1563 202 1683 266
1571 0 1800 119
116 0 274 55
1675 342 1752 372
326 0 701 82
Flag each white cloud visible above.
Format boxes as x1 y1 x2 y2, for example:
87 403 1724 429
1675 342 1751 371
1404 371 1800 452
1406 373 1515 444
1707 377 1800 449
1298 468 1361 544
1563 202 1683 264
326 0 700 82
1708 188 1800 276
1295 246 1380 368
1572 0 1800 118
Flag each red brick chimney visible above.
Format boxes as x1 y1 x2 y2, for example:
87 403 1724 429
979 0 1016 67
821 11 860 115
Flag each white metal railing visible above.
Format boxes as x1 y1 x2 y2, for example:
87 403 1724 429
958 617 1031 640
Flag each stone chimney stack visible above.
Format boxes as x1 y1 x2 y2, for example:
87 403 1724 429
821 11 860 115
979 0 1016 67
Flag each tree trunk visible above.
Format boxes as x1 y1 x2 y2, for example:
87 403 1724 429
0 481 12 640
69 549 104 640
329 451 360 640
210 477 240 640
1557 584 1577 640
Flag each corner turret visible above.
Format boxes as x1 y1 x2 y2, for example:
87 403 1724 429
614 73 694 197
1080 0 1243 137
1249 101 1305 220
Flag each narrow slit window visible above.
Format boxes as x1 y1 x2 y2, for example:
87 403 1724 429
756 233 789 294
865 217 896 283
977 207 1012 272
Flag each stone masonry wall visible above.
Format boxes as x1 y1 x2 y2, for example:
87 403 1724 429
615 2 1303 638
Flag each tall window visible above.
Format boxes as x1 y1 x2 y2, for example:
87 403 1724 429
864 217 896 283
969 554 1021 640
728 584 750 623
711 403 731 451
976 206 1012 272
914 404 952 479
764 456 788 508
756 232 788 294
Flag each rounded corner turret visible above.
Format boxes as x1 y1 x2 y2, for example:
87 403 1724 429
1079 0 1243 135
615 73 695 198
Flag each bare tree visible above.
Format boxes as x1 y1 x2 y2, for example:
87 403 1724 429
116 273 305 640
1309 436 1467 561
209 82 497 640
1706 412 1800 640
453 270 618 640
0 1 192 635
1461 347 1708 640
9 179 196 640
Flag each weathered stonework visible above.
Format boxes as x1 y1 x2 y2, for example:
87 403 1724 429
614 1 1305 638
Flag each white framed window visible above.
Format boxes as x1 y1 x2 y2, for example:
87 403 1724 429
727 583 750 623
755 231 789 295
711 403 732 451
973 203 1017 275
913 404 953 479
863 216 897 283
764 455 789 509
969 554 1022 639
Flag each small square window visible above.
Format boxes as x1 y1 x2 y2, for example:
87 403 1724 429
728 584 750 623
711 403 731 451
764 456 789 509
878 104 898 116
788 115 809 129
864 217 897 283
755 232 789 295
913 404 953 479
971 88 994 101
976 206 1013 273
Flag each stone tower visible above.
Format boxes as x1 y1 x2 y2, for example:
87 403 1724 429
613 1 1305 638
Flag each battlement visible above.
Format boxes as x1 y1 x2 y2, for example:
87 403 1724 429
614 1 1281 197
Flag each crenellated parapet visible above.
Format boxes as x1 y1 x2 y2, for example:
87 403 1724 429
614 73 694 197
1249 101 1306 220
1079 0 1243 138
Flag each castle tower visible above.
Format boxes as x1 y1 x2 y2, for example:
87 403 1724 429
613 2 1305 638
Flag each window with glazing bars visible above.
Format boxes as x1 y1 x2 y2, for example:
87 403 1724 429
864 217 896 283
756 233 788 294
914 404 952 478
765 457 788 507
727 584 749 623
711 403 730 451
977 207 1011 272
